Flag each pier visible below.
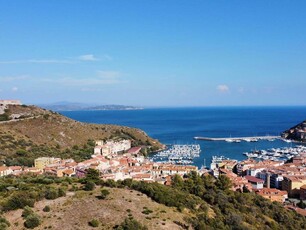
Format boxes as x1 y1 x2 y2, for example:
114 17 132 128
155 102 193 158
194 135 281 142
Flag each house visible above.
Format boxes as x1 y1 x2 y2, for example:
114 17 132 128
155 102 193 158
62 169 75 177
300 185 306 200
9 166 22 175
282 176 306 197
34 157 61 170
0 166 12 177
94 145 103 155
256 188 288 203
127 147 142 155
132 173 153 182
245 175 264 190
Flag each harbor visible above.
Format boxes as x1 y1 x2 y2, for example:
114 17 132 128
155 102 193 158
151 144 201 165
243 145 306 161
194 135 281 143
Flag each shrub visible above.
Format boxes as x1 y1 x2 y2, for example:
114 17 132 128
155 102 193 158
100 188 110 199
43 205 51 212
2 193 35 211
115 217 148 230
24 214 41 229
45 188 58 200
22 206 34 218
88 219 99 227
0 216 10 230
84 181 95 191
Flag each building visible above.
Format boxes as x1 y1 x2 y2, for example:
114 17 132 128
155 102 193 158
270 174 284 189
34 157 61 170
0 166 12 177
245 175 264 190
256 188 288 203
300 185 306 200
94 139 132 156
282 176 306 197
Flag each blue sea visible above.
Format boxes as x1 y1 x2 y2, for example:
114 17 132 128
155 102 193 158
61 107 306 168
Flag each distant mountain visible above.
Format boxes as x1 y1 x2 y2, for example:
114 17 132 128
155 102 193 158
38 102 143 111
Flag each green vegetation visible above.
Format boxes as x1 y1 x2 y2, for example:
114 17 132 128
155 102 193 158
100 188 110 199
2 137 95 166
43 205 51 212
0 171 305 229
103 173 306 230
0 113 9 121
115 217 148 230
24 214 41 229
0 174 74 212
22 206 34 218
0 216 10 230
0 105 163 166
88 219 99 227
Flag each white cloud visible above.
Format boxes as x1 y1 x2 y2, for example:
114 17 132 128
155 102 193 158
77 54 99 61
0 75 29 82
217 84 230 93
0 54 111 64
12 87 18 92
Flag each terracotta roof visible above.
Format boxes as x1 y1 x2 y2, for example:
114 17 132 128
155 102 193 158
128 147 142 153
0 166 8 171
245 175 264 183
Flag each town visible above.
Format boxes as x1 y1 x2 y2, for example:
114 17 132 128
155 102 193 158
1 138 306 216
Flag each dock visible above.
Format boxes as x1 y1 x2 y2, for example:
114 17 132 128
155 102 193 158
194 135 281 142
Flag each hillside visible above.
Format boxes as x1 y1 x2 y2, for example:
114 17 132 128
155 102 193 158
282 120 306 142
0 104 163 165
1 172 305 230
4 187 189 230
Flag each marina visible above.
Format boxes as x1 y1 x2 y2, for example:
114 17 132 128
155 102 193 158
152 144 201 165
243 145 306 161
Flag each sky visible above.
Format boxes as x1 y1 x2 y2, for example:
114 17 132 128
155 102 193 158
0 1 306 107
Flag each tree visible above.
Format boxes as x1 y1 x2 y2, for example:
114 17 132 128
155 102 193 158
297 200 306 209
172 174 184 189
85 168 100 183
215 175 232 191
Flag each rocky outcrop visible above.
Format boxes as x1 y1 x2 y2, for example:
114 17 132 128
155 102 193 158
282 120 306 142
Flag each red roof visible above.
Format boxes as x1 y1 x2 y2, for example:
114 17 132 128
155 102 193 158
245 175 264 183
128 147 142 154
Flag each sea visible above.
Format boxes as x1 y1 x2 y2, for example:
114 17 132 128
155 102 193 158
60 106 306 168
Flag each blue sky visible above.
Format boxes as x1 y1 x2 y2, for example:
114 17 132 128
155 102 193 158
0 1 306 106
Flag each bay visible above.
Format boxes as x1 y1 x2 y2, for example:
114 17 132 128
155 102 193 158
60 106 306 168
